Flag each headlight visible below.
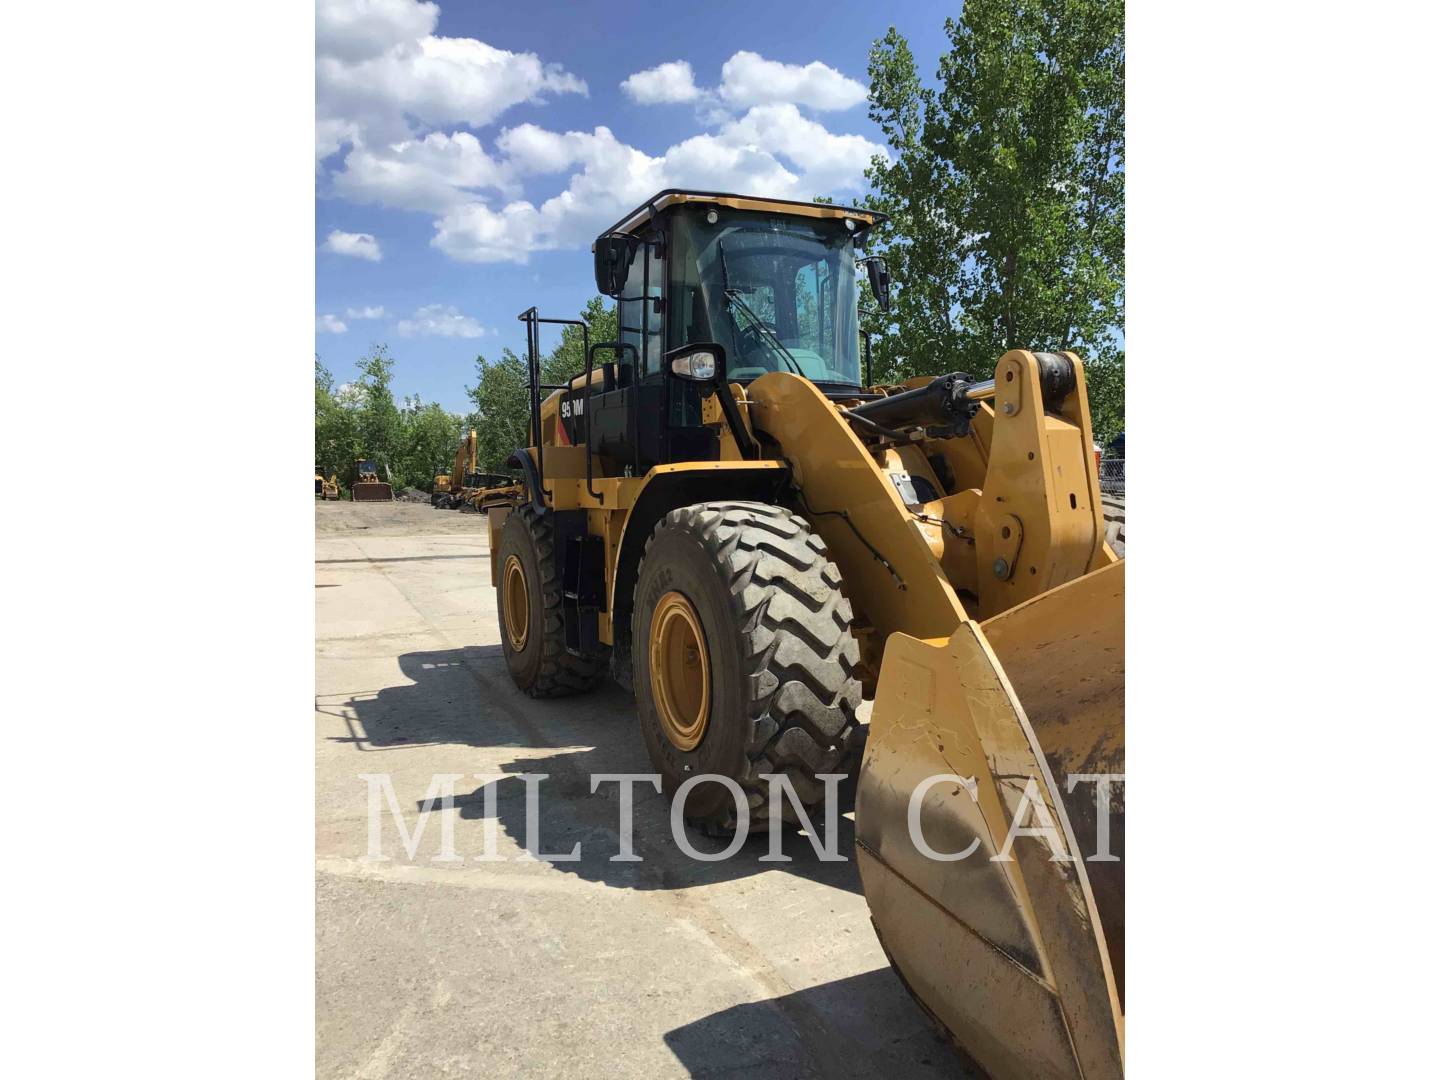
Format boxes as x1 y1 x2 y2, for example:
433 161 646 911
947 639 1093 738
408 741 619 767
671 350 717 380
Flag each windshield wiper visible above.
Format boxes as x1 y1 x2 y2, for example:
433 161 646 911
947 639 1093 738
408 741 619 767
724 289 805 377
715 239 804 378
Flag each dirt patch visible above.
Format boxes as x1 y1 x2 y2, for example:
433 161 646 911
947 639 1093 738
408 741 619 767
315 499 491 538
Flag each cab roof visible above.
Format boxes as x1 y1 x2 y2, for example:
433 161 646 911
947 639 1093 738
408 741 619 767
596 189 886 244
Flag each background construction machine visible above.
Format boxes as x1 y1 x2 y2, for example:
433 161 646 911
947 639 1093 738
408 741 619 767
314 466 339 500
446 429 479 509
487 190 1125 1079
431 465 453 508
350 458 393 502
464 475 520 514
445 428 520 512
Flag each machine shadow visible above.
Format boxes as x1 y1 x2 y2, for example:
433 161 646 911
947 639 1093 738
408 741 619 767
322 644 540 752
333 644 864 896
662 968 968 1079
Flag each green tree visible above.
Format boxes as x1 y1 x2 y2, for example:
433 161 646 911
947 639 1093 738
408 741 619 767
541 296 618 385
314 356 357 485
315 349 465 493
864 2 1125 440
396 396 466 490
466 348 532 473
353 345 402 476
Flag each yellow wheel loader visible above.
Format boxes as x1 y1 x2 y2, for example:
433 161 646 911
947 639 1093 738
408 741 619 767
350 458 393 502
315 467 339 500
488 190 1124 1079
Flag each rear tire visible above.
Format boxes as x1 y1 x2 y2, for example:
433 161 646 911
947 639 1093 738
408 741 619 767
496 505 608 698
633 502 862 833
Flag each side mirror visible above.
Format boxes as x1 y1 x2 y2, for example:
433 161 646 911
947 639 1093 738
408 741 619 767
594 233 639 297
865 257 892 313
665 342 724 382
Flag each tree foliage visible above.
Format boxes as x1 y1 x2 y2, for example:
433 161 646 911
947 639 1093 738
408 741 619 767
465 349 531 475
314 345 465 492
315 299 618 491
863 1 1125 439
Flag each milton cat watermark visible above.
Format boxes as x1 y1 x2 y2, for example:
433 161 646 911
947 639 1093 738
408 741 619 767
358 771 1124 864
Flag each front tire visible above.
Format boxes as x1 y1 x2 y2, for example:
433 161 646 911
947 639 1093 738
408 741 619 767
495 505 609 697
633 502 862 833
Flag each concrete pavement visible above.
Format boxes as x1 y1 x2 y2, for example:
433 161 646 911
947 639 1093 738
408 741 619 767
315 501 965 1078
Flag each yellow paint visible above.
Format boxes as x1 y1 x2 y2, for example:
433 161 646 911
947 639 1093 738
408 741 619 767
858 565 1125 1079
485 193 1124 1078
648 591 711 751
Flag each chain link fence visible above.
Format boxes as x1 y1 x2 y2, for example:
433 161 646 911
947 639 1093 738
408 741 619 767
1099 457 1125 495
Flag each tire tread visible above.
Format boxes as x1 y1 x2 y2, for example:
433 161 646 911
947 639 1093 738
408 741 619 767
510 505 608 698
637 500 862 830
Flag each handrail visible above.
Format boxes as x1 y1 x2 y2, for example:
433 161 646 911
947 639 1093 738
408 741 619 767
516 308 593 505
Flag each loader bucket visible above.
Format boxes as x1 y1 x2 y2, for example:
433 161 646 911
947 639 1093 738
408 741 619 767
351 482 393 502
856 559 1124 1080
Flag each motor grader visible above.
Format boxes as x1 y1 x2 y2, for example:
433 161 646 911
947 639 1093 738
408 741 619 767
488 190 1124 1079
350 458 393 502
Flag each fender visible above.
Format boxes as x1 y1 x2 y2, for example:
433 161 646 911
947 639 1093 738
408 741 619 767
606 461 788 687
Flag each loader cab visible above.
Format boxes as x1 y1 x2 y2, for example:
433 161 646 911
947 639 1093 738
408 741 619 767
587 191 879 475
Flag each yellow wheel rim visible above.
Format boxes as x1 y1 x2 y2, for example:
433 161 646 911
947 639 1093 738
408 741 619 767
649 591 711 751
503 555 530 652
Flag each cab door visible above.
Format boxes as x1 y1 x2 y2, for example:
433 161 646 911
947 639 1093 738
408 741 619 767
588 226 666 472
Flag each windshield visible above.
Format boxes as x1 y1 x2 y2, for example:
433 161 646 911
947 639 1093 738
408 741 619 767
671 208 861 387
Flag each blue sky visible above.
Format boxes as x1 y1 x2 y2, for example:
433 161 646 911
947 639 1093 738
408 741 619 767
316 0 959 413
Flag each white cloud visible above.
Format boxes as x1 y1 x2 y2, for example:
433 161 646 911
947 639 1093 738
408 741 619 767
620 51 867 114
433 108 886 263
322 229 382 261
717 104 881 192
316 0 586 157
316 9 880 265
317 313 349 333
432 126 662 262
333 131 513 214
345 305 387 319
495 124 597 175
397 304 486 338
620 61 701 105
316 0 438 63
718 51 867 111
